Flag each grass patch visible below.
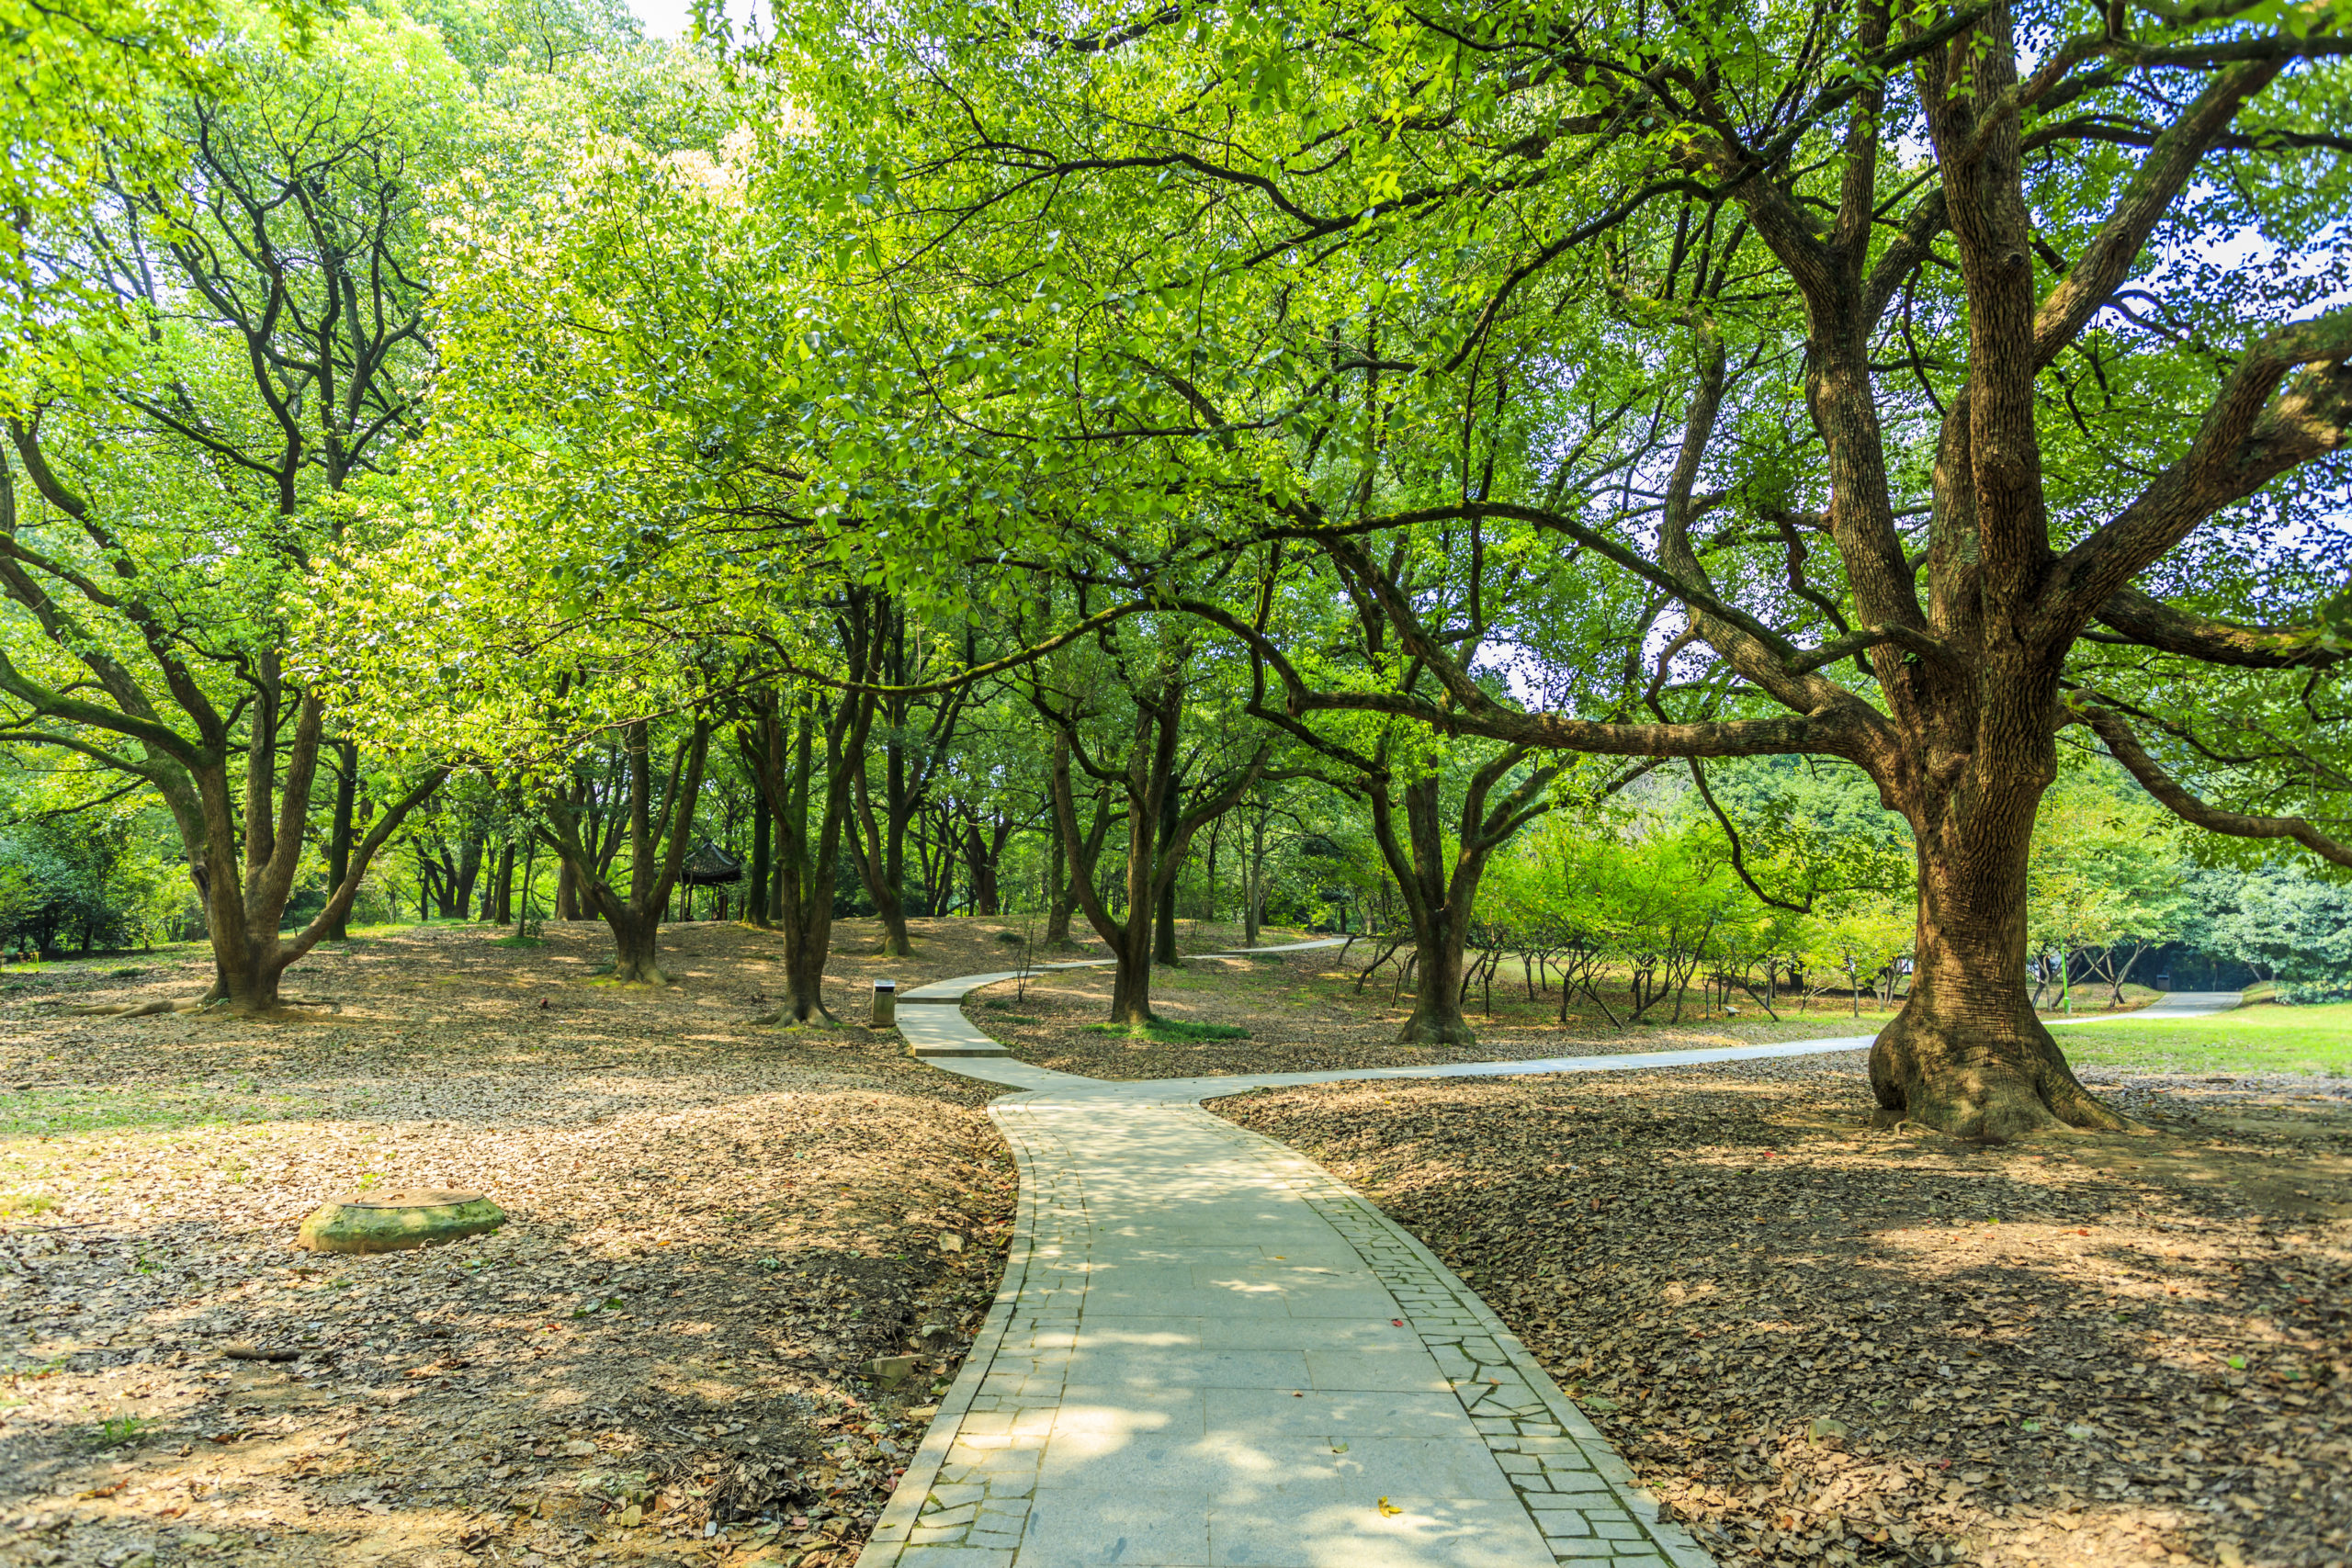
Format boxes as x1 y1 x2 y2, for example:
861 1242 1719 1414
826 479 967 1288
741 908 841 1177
1083 1018 1253 1043
87 1411 152 1449
2059 1000 2352 1077
491 934 548 948
0 1191 57 1218
0 1084 318 1140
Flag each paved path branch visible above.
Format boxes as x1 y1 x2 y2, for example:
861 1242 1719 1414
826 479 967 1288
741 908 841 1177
865 947 2241 1568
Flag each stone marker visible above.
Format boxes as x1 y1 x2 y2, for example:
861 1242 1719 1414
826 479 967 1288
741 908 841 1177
871 979 897 1027
296 1189 504 1254
865 1353 920 1389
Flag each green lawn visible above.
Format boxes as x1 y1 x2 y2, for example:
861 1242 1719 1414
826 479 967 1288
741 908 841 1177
0 1083 319 1140
2059 1001 2352 1077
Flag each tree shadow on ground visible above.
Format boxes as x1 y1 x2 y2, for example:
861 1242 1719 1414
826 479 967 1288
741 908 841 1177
1216 1064 2347 1568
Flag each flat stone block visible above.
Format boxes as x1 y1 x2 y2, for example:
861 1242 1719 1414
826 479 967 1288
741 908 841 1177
1205 1388 1478 1439
1303 1349 1453 1393
296 1189 503 1254
1531 1443 1593 1463
1207 1493 1557 1567
1062 1347 1310 1390
1018 1487 1210 1566
1048 1388 1207 1437
1080 1285 1301 1317
895 1548 1015 1567
1075 1316 1411 1353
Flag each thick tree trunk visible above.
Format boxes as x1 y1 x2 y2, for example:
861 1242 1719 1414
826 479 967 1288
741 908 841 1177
1152 784 1182 964
747 800 774 928
781 925 830 1021
556 860 581 919
966 818 1002 916
183 740 445 1015
1870 790 2133 1138
1109 915 1156 1024
453 838 483 918
607 910 664 984
1045 816 1073 944
878 743 917 951
740 670 872 1024
1397 906 1476 1044
873 892 913 955
545 719 710 987
1244 810 1265 947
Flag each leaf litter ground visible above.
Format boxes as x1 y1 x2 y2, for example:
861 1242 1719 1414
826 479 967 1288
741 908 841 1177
0 919 1039 1568
1216 1056 2349 1568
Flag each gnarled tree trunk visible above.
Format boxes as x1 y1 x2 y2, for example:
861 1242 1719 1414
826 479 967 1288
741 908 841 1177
1395 902 1476 1046
605 909 666 985
1871 754 2132 1139
1040 662 1269 1028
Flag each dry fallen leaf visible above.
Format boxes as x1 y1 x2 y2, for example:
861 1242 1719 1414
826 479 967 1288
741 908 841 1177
1220 1041 2352 1568
0 919 1026 1568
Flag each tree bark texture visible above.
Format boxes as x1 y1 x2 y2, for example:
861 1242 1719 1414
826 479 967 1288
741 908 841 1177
1363 749 1555 1047
746 795 774 928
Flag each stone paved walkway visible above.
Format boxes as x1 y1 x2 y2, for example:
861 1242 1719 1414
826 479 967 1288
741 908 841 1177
868 953 2242 1568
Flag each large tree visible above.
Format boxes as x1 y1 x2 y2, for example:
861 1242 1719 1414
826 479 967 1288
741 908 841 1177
0 12 461 1010
780 0 2352 1137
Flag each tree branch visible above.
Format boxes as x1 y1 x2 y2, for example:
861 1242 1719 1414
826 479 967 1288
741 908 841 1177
2080 704 2352 868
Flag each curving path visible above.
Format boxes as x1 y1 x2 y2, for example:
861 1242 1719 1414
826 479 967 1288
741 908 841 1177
866 949 2242 1568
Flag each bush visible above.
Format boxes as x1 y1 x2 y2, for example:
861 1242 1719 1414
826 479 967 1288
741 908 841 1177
0 815 178 958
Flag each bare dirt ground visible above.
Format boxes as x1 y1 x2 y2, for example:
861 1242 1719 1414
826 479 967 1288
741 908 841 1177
0 918 1033 1568
975 946 1918 1080
1216 1053 2352 1568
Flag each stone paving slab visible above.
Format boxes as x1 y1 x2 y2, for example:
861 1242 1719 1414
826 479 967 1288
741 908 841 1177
864 970 2244 1568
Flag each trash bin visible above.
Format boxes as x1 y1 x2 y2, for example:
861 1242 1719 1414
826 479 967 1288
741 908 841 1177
872 978 897 1026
